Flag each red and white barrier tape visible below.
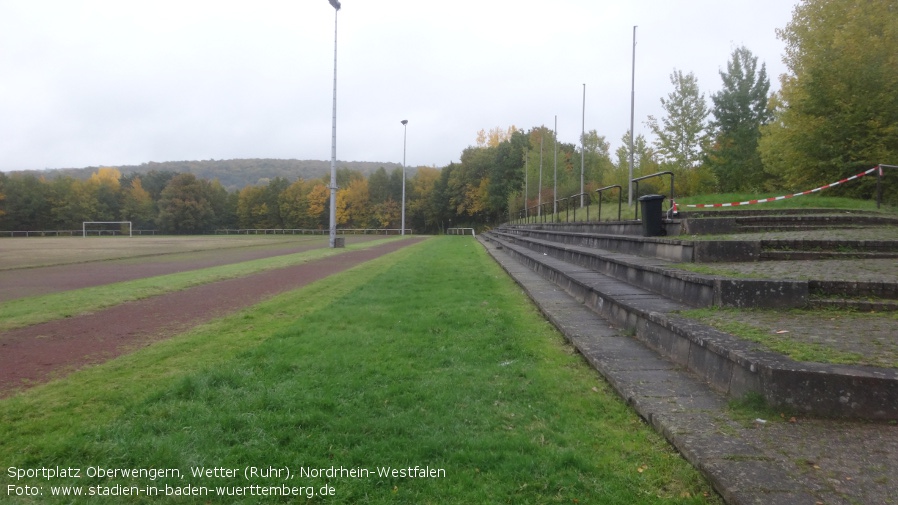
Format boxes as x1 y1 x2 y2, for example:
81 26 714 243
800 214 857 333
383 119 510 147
683 167 880 208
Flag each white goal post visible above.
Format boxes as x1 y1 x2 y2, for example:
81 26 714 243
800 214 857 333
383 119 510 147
83 221 133 237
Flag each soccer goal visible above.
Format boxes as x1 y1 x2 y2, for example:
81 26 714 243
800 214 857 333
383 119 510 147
83 221 133 237
446 227 475 237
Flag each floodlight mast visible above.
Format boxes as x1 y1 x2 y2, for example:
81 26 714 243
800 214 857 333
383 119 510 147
327 0 341 248
401 119 408 236
628 25 637 206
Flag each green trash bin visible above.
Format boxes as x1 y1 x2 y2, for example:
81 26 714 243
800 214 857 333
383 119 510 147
638 194 666 237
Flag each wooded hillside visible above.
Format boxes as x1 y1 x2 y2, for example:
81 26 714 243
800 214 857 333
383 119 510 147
11 159 403 192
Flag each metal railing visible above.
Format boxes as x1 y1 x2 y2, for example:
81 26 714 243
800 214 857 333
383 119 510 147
570 192 592 222
556 197 570 222
631 171 675 221
595 184 622 222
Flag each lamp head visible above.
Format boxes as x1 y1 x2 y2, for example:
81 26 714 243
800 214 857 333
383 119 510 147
401 120 408 125
328 0 341 11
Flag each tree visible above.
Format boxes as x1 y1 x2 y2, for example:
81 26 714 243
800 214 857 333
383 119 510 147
646 70 709 170
121 177 156 228
408 166 441 232
279 179 310 229
236 185 269 229
306 183 330 228
367 167 390 205
613 131 661 198
0 172 7 226
336 177 370 227
263 177 290 228
3 174 53 230
87 167 122 221
760 0 898 201
581 130 614 189
476 126 518 148
707 46 772 192
157 173 215 234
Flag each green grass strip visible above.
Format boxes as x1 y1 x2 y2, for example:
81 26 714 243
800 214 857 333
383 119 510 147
0 237 404 332
0 237 718 504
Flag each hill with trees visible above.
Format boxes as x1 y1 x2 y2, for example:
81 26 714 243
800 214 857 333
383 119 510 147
10 159 402 193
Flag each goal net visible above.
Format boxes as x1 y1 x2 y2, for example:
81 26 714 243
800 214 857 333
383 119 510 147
83 221 133 237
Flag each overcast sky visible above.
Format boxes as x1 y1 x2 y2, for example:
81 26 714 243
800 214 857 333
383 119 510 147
0 0 798 173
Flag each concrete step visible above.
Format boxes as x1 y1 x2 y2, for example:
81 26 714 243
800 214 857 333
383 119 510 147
762 250 898 260
681 213 898 235
481 233 898 421
490 229 810 310
479 234 898 504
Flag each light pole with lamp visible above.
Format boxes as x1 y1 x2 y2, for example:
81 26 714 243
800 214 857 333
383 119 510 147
327 0 341 247
400 119 408 236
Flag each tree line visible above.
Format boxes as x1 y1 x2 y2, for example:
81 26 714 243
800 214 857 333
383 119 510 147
0 0 894 234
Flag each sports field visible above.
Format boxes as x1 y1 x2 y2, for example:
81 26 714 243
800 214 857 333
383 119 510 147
0 235 719 503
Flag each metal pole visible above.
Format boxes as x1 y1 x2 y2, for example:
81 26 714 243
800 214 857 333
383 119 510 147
401 119 408 235
538 134 543 216
581 83 586 208
553 115 558 216
628 25 637 207
328 1 341 248
524 150 529 220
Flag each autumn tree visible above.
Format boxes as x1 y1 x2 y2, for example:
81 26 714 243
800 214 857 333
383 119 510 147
305 183 330 228
407 166 440 232
476 125 518 148
760 0 898 202
336 177 371 227
121 177 156 228
279 178 312 228
87 167 123 221
236 185 269 229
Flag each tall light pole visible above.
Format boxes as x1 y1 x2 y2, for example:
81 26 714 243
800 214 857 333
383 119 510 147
327 0 341 247
628 25 637 206
581 83 586 208
400 119 408 236
553 115 558 215
524 150 528 220
538 133 543 216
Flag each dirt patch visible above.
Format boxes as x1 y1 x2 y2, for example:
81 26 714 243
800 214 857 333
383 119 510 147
0 238 425 396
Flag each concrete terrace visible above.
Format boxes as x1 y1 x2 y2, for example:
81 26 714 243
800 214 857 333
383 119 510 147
480 208 898 505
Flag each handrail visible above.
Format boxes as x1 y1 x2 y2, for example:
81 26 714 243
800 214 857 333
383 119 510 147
542 202 552 223
595 184 622 222
527 205 540 224
557 197 570 222
631 171 675 221
570 192 592 222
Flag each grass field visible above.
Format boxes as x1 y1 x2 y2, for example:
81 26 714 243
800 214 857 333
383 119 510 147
0 237 719 504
